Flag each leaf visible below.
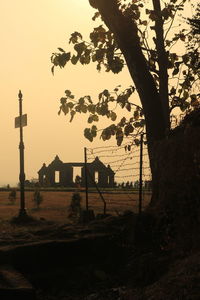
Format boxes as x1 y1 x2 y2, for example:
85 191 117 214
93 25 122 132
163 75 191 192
88 114 99 123
58 47 65 52
110 111 117 121
88 104 96 114
62 105 69 115
124 124 134 136
65 90 72 97
60 97 67 105
93 115 99 122
84 128 93 142
109 57 124 74
116 128 123 146
126 103 131 112
101 128 111 141
70 110 76 122
92 12 100 21
71 55 79 65
88 116 93 123
67 102 74 109
102 89 109 97
81 105 87 113
79 98 85 105
69 32 83 44
91 125 97 137
57 52 71 68
74 42 86 56
118 117 126 127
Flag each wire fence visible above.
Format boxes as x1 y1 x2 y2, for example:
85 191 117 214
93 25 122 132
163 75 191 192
84 133 152 215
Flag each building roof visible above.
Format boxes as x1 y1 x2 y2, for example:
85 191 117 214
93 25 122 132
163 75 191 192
38 156 115 174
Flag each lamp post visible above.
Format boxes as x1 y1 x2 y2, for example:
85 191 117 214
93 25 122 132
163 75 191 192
15 90 27 217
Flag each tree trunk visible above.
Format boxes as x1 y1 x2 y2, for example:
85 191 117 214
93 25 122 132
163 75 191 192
152 0 170 130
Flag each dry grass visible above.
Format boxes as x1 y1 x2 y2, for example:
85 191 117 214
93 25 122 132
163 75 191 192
0 190 151 223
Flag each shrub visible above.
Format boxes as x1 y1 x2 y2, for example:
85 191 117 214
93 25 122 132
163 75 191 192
68 192 82 220
33 189 43 209
8 189 16 204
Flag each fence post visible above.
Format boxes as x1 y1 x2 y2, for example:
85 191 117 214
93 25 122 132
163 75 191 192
84 147 89 211
87 170 107 215
139 133 144 214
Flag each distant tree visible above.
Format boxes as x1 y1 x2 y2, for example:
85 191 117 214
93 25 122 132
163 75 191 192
134 180 139 189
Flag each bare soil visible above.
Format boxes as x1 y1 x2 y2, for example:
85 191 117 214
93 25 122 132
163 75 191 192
0 190 151 223
0 190 199 300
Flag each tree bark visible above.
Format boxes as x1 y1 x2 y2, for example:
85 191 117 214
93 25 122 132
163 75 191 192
152 0 170 129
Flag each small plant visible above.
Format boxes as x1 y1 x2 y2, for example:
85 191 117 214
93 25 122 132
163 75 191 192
33 189 43 209
8 189 16 205
68 192 82 220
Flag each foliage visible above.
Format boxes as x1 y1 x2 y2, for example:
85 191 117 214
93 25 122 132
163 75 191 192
8 189 16 205
51 0 199 146
186 3 200 80
68 192 82 220
188 4 200 35
33 189 43 209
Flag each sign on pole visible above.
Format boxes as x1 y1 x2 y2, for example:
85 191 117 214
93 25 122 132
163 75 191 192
15 114 27 128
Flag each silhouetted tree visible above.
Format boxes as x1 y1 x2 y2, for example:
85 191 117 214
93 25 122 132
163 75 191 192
52 0 199 210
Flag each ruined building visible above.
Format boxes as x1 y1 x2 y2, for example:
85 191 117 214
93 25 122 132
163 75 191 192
38 155 115 188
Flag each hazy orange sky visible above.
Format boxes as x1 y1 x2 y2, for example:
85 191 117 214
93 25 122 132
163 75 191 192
0 0 195 186
0 0 134 186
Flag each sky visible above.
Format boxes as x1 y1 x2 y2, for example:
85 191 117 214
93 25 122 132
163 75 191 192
0 0 134 186
0 0 195 186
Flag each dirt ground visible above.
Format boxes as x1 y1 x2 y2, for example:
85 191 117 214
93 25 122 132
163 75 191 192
0 190 151 223
0 190 199 300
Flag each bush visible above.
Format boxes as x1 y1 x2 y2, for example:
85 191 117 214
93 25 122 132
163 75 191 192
33 189 43 209
8 189 16 204
68 192 82 220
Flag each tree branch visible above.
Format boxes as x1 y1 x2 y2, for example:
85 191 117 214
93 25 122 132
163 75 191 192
152 0 170 129
88 0 166 142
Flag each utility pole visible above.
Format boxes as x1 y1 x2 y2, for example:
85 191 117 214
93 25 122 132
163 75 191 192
84 147 89 211
15 90 27 217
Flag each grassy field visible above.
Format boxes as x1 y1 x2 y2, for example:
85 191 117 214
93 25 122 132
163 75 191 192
0 190 151 223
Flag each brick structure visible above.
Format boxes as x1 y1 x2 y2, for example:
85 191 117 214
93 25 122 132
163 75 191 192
38 155 115 188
